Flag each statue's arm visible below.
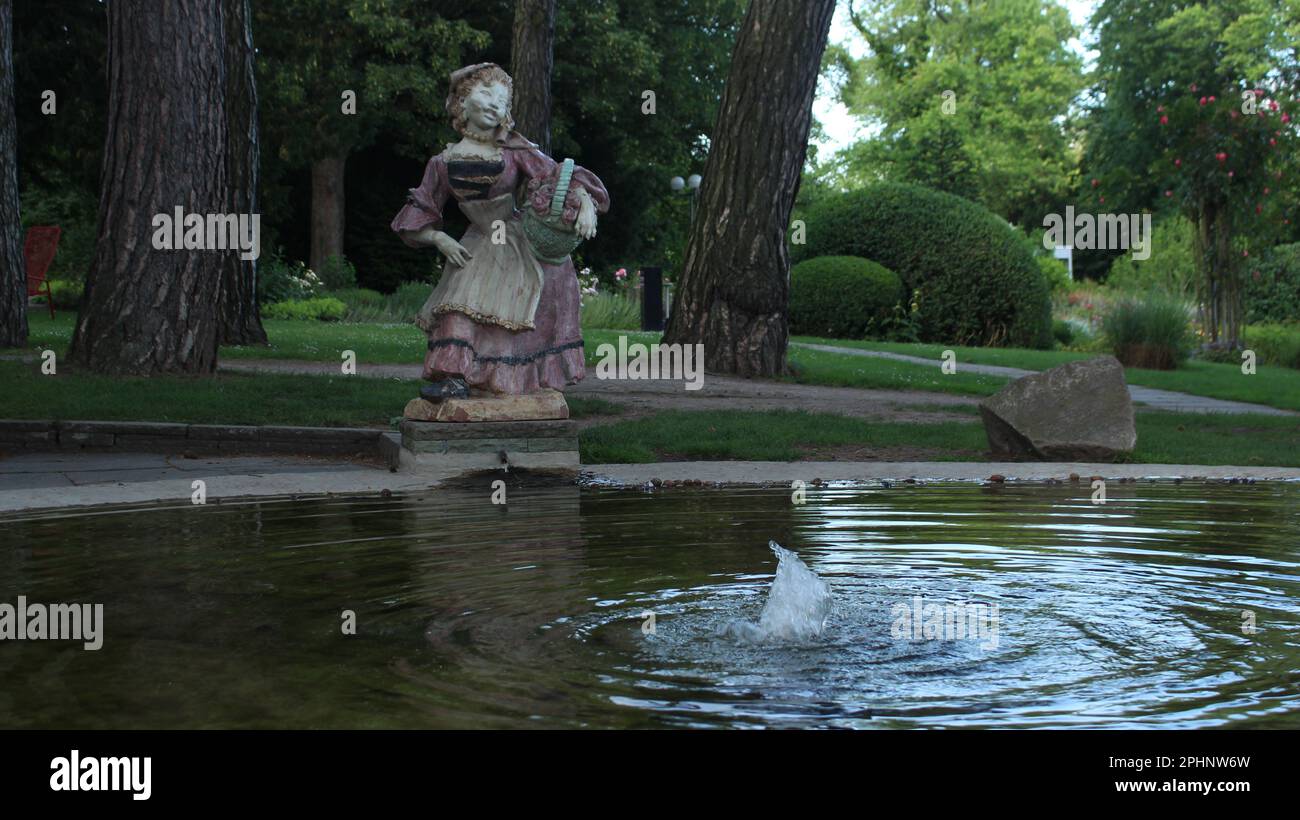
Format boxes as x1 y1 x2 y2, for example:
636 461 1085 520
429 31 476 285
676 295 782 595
392 155 454 249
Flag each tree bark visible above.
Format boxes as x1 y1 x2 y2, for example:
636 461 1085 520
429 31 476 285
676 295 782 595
663 0 835 377
310 154 346 273
218 0 266 346
0 0 26 348
69 0 231 374
510 0 555 154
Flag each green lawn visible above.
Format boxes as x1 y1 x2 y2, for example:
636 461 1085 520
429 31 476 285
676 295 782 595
0 361 616 427
580 409 988 462
2 352 1295 466
580 408 1300 467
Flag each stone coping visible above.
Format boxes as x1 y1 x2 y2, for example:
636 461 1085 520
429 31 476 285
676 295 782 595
579 461 1300 486
0 419 388 456
1 458 1296 514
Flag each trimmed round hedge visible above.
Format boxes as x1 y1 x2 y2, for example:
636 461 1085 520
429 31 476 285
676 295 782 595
795 183 1053 348
789 256 903 339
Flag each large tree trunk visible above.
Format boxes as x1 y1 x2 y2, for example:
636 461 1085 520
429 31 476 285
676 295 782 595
309 155 346 273
218 0 266 346
510 0 555 154
663 0 835 377
69 0 231 374
0 0 26 348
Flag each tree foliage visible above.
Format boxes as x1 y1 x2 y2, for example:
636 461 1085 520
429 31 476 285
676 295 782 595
1084 0 1300 346
836 0 1085 226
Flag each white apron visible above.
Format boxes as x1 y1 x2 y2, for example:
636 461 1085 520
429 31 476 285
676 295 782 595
416 192 546 332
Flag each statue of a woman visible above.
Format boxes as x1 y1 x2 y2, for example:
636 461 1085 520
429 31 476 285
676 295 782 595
391 63 610 402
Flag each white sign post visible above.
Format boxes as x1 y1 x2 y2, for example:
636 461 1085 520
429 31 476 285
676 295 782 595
1053 245 1074 281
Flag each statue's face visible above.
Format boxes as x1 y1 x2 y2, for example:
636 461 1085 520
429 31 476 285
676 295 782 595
463 81 509 131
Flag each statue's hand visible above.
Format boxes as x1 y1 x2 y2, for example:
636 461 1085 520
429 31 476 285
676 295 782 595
433 233 473 267
576 198 597 240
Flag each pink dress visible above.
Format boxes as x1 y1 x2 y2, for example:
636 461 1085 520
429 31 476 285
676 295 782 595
391 132 610 395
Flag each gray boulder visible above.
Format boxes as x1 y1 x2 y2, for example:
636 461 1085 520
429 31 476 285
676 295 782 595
979 356 1136 461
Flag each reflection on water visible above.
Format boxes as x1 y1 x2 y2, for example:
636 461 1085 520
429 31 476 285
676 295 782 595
0 477 1298 729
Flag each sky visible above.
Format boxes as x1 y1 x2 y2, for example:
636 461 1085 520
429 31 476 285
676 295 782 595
812 0 1101 154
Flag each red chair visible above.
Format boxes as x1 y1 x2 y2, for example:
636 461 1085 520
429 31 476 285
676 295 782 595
24 226 61 319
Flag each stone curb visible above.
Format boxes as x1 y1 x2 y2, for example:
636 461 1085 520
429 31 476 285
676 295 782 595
0 419 387 457
580 461 1300 486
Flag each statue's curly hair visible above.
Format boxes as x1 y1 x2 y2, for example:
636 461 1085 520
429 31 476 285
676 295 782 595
447 64 514 137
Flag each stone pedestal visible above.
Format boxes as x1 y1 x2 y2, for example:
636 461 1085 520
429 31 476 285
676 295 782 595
396 417 579 473
403 389 569 423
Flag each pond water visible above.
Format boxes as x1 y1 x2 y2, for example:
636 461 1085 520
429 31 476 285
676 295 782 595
1 479 1298 729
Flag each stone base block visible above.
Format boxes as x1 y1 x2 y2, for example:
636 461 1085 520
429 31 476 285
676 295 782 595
403 389 569 423
397 418 579 473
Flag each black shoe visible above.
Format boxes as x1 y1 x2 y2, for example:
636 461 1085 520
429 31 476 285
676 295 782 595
420 378 469 402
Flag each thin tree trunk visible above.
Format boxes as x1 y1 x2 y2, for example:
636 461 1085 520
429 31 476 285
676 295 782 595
218 0 266 346
0 0 26 348
510 0 555 154
310 154 346 273
663 0 835 377
70 0 230 374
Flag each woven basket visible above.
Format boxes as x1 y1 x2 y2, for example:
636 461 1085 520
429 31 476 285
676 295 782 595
523 158 583 265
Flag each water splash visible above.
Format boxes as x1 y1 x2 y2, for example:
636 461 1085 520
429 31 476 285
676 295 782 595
720 541 832 644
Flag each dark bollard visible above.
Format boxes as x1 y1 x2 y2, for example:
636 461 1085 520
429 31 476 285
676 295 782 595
640 266 664 331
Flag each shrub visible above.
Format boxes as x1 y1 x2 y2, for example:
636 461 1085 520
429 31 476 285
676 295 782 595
1105 215 1197 298
1036 254 1072 294
389 281 432 321
1245 243 1300 324
1052 318 1074 347
581 291 641 330
333 287 387 321
788 255 903 339
1244 323 1300 369
1101 291 1193 369
261 297 347 321
30 279 85 310
19 170 98 283
797 183 1052 348
330 283 430 322
258 253 321 305
319 254 358 291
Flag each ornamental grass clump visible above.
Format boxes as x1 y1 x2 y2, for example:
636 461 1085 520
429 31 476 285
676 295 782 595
1102 291 1193 369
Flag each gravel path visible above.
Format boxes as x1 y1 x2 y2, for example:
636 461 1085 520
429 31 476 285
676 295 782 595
220 358 981 425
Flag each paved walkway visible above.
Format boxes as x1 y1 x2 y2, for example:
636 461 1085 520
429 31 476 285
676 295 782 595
793 343 1298 416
